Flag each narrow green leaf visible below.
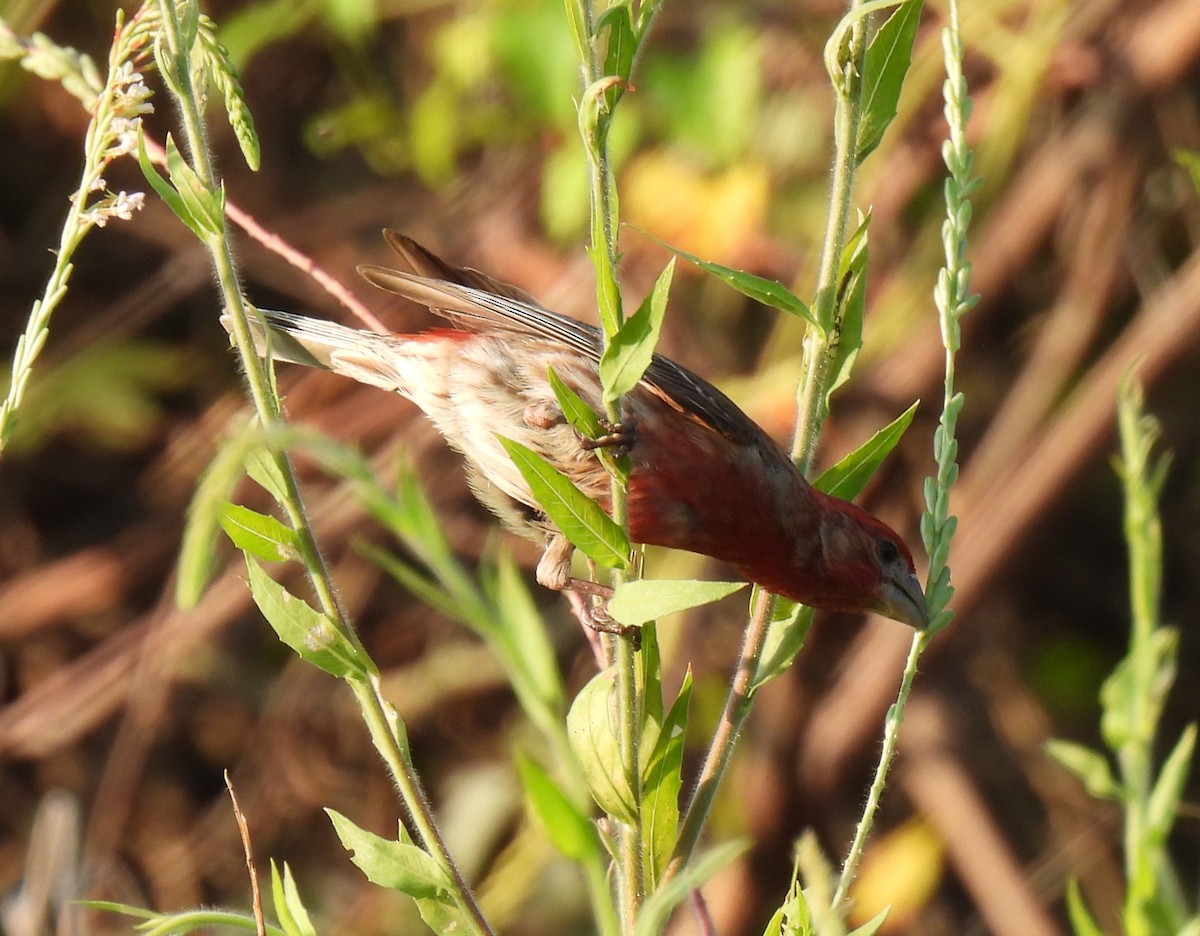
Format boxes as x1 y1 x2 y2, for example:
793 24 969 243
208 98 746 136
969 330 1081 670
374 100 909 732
601 259 675 402
608 578 746 628
750 592 815 691
1146 724 1196 845
639 231 818 328
357 540 470 628
599 4 636 83
567 667 635 822
137 129 196 234
176 426 255 608
813 401 919 500
219 503 300 563
497 435 630 570
847 908 891 936
245 446 291 506
548 365 631 484
163 133 225 238
326 809 453 899
825 211 870 404
857 0 923 162
243 554 370 679
516 753 600 862
1065 878 1105 936
643 671 691 886
635 840 751 936
1044 739 1120 800
492 550 565 727
763 868 812 936
547 365 604 439
270 861 316 936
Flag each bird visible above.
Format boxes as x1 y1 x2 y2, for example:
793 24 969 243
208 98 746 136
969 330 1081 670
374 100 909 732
226 231 929 629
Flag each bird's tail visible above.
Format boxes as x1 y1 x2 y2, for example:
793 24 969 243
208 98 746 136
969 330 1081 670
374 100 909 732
221 309 421 394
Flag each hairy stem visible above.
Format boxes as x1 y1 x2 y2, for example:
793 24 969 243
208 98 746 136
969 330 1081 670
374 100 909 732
833 0 974 908
667 0 870 886
153 3 493 933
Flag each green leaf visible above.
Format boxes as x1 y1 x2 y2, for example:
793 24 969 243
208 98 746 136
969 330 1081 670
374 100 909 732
327 809 453 899
548 365 604 439
599 4 636 81
643 671 691 886
548 365 631 483
601 259 675 402
140 131 224 241
814 401 919 500
497 435 631 570
164 132 225 237
137 129 196 235
1176 150 1200 195
1146 724 1196 846
491 550 565 730
607 578 746 628
243 554 370 679
640 231 818 329
635 840 751 936
763 869 813 936
750 592 815 691
219 503 300 563
271 861 316 936
825 210 870 404
177 425 256 608
567 667 635 822
245 446 291 506
847 908 891 936
1100 628 1178 750
1044 740 1120 800
1065 878 1105 936
857 0 923 162
516 753 600 862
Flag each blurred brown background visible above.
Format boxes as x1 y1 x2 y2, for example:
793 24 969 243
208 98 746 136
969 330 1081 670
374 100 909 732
1 0 1198 933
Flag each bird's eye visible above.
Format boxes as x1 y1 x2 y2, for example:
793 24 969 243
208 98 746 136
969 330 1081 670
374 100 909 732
878 539 900 564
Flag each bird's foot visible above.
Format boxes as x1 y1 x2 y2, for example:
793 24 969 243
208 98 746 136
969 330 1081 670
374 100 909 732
579 418 636 457
566 577 640 650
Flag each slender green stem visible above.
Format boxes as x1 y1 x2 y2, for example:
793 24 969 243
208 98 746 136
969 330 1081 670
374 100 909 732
833 0 974 909
153 4 493 933
792 8 867 470
0 13 151 457
667 0 870 888
668 587 773 877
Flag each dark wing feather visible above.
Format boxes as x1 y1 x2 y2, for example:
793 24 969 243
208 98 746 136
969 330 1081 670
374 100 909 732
359 232 774 448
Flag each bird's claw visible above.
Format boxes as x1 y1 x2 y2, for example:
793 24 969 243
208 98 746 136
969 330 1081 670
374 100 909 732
579 418 636 457
567 577 641 649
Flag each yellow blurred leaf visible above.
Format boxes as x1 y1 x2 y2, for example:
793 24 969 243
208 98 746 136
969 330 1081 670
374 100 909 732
849 818 944 932
622 149 769 265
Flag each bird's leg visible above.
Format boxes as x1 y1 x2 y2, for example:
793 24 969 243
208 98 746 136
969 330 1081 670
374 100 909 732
578 417 637 457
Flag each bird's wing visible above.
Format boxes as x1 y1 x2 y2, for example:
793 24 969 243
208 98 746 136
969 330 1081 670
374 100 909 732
359 232 776 448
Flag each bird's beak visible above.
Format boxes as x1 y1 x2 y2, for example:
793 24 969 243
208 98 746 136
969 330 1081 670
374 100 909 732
879 572 930 629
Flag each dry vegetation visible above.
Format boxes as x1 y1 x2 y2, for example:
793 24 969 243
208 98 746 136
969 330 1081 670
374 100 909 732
0 0 1198 934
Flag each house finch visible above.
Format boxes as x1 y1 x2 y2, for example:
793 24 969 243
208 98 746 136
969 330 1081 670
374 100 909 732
230 231 929 628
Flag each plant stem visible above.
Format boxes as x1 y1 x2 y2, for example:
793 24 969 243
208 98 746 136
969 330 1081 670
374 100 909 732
668 588 773 877
834 0 974 908
154 4 493 933
668 0 870 886
567 0 649 924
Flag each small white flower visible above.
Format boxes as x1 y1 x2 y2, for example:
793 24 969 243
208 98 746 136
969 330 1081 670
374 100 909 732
90 175 107 192
105 115 142 157
110 190 144 220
